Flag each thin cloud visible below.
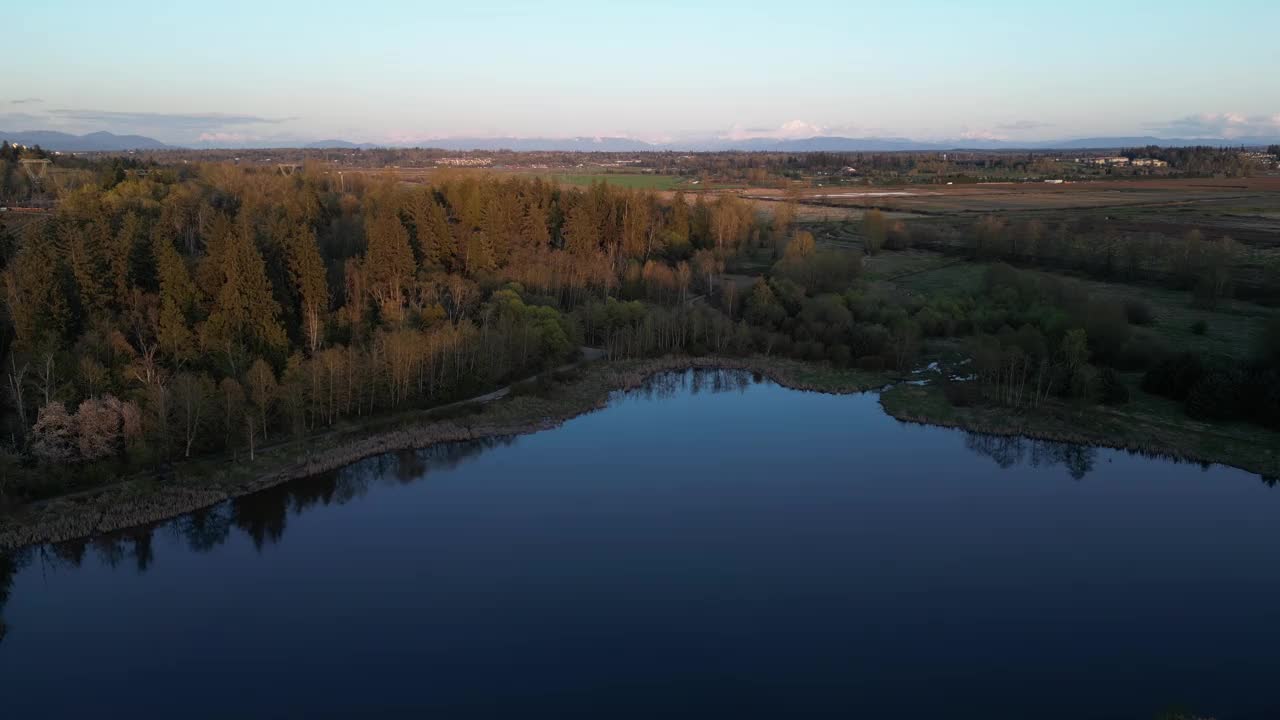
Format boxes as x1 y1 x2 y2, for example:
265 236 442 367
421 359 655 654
196 131 256 143
1146 112 1280 139
721 120 830 141
957 128 1007 141
49 109 292 129
996 120 1052 131
0 111 55 128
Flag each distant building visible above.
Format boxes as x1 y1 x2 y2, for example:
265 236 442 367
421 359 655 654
436 157 493 167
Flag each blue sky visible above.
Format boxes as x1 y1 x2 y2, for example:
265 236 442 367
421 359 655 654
4 0 1279 144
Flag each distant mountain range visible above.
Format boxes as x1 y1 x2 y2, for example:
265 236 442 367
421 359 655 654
5 129 1278 153
0 129 170 151
297 134 1280 152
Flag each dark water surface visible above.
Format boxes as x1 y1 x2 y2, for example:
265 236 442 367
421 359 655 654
2 370 1279 719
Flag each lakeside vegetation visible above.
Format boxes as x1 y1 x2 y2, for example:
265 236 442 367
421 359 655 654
1 146 1278 544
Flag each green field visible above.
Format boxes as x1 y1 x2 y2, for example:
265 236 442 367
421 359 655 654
861 248 1278 360
548 173 688 190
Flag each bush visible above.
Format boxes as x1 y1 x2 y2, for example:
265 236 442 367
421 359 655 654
1185 367 1247 421
1142 352 1205 400
1097 368 1130 405
1114 330 1170 371
1191 319 1208 335
1258 316 1280 365
941 378 982 407
829 344 851 367
1252 369 1280 429
1123 298 1155 325
856 355 885 372
1084 299 1131 363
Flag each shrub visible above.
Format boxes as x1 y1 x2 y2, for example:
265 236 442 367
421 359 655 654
1097 368 1130 405
1114 329 1170 371
856 355 885 372
1084 299 1131 363
829 344 852 367
1142 352 1205 400
1258 315 1280 365
30 403 77 463
1123 298 1155 325
941 378 982 407
1185 367 1247 421
1253 369 1280 429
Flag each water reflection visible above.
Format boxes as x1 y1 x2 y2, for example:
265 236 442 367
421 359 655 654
619 367 756 404
0 547 28 644
963 433 1097 480
0 370 1274 655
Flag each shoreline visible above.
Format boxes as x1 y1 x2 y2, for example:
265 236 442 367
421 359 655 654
0 356 888 551
3 355 1276 550
879 383 1279 480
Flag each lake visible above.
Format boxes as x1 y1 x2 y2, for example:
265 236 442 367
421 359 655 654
2 369 1278 719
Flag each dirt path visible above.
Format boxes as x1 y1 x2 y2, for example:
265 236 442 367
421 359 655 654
424 346 607 410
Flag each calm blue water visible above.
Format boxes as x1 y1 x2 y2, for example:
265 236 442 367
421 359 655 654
2 370 1278 719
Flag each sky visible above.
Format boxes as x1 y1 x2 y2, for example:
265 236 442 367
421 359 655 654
4 0 1279 145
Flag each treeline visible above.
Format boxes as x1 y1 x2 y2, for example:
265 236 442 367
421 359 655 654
955 265 1280 430
2 156 1275 504
1123 145 1258 176
1141 318 1280 428
885 216 1249 305
951 265 1156 409
0 163 784 501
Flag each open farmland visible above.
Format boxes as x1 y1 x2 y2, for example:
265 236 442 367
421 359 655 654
543 172 689 190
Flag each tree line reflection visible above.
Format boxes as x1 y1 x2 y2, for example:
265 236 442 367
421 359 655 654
2 369 1275 647
961 431 1280 483
0 435 515 646
622 368 757 403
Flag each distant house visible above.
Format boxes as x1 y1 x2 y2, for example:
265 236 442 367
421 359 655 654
436 157 493 167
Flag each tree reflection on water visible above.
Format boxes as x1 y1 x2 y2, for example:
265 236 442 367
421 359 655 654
963 433 1098 480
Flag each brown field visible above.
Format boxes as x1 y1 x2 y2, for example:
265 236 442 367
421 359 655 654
737 178 1280 266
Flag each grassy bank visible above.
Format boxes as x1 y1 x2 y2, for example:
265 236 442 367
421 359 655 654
881 381 1280 478
0 355 890 550
6 351 1273 551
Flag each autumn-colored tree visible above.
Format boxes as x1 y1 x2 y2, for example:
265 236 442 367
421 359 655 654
172 372 214 458
65 216 115 317
75 396 124 461
692 249 723 295
214 376 245 457
4 237 73 349
861 209 887 255
364 206 417 324
409 190 456 270
200 217 287 355
283 224 329 353
246 358 278 441
153 230 200 362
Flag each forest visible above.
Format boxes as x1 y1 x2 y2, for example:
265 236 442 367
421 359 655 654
0 154 1278 505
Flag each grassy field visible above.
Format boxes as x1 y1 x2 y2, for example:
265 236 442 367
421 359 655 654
859 247 1278 359
547 173 688 190
1074 277 1276 359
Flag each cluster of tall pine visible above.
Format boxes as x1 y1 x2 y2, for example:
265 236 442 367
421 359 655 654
0 163 767 498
